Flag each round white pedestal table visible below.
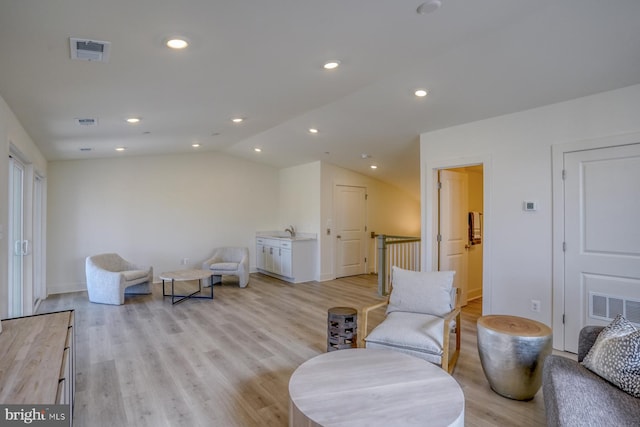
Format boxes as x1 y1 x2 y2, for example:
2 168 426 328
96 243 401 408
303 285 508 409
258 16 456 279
288 348 465 427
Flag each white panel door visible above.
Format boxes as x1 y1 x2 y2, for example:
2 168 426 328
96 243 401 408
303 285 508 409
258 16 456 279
335 185 367 278
438 170 469 305
564 143 640 352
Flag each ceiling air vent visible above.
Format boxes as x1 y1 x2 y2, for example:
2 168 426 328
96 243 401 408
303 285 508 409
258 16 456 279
74 117 98 126
69 38 111 62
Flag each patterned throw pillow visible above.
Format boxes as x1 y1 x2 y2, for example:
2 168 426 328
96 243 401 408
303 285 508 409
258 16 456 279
581 314 640 397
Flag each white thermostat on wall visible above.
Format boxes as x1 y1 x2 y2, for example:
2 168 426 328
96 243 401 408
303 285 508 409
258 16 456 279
523 201 538 212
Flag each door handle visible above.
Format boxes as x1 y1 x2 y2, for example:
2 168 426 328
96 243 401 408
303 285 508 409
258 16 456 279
13 240 28 256
337 235 341 239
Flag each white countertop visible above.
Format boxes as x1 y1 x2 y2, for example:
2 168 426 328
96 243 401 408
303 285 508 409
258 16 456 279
256 231 317 241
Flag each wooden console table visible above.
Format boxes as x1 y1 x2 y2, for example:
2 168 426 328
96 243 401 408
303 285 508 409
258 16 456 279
0 310 75 425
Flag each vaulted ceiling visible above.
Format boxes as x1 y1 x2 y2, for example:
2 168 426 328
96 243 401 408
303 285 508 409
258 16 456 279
1 0 639 199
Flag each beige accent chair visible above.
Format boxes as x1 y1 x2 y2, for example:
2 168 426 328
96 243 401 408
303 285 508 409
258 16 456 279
202 247 250 288
359 267 461 374
85 253 153 305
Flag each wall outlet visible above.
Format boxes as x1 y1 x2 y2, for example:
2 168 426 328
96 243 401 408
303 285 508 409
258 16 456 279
181 258 189 265
531 299 541 313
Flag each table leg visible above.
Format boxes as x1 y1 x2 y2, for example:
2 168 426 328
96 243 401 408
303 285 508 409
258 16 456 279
161 275 214 304
199 277 214 300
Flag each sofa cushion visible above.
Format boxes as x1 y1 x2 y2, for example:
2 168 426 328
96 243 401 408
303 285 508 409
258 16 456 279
208 262 239 271
122 269 149 281
387 267 454 317
581 314 640 398
543 354 640 426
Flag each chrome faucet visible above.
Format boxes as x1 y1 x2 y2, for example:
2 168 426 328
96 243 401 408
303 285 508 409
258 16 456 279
285 225 296 237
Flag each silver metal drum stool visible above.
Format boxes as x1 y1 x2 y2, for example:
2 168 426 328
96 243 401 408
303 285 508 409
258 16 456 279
477 315 552 400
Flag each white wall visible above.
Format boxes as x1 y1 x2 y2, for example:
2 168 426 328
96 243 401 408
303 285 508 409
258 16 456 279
278 160 421 282
278 162 322 279
278 161 322 235
0 95 47 318
420 83 640 327
320 162 420 281
47 152 280 293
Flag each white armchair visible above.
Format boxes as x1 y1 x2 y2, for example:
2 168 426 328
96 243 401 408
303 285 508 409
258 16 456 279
360 267 461 373
85 253 153 305
202 247 250 288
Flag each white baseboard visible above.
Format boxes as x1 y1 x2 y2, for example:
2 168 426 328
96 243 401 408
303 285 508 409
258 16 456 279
318 273 336 282
47 283 87 295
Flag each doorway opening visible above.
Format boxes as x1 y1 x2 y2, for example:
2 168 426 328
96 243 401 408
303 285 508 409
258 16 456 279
7 145 45 318
436 165 483 307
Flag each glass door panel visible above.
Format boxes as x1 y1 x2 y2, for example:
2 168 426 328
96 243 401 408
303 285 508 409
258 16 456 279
8 156 25 317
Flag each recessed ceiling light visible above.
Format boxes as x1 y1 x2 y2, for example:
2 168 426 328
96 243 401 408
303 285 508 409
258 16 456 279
309 128 319 134
361 153 372 159
232 117 244 123
254 147 262 152
417 0 442 15
166 38 189 49
370 165 378 169
414 89 428 97
323 60 340 70
126 117 141 124
115 147 126 152
192 143 200 148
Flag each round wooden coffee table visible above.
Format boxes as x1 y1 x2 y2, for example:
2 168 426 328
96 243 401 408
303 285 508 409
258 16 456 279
289 349 464 427
477 315 552 400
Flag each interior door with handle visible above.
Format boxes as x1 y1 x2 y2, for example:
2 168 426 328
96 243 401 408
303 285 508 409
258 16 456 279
335 185 367 278
563 143 640 352
438 169 469 305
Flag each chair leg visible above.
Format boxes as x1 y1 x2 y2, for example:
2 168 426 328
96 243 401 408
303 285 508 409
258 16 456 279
358 309 367 348
447 312 462 374
441 311 462 374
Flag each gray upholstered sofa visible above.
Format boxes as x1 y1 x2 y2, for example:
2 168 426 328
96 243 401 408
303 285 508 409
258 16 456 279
202 247 250 288
85 253 153 305
543 326 640 426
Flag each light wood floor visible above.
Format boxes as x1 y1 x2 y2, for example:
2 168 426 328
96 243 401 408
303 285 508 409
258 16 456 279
38 274 547 427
